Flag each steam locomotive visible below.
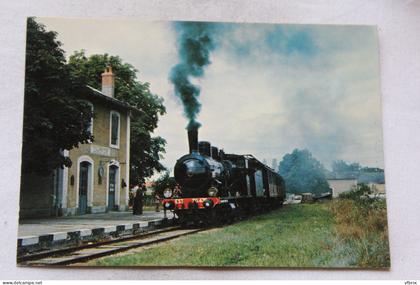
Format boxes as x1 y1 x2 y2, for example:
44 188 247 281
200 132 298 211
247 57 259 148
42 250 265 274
162 128 286 225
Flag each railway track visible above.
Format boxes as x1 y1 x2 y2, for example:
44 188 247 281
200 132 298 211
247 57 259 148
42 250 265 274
17 204 284 266
18 226 204 266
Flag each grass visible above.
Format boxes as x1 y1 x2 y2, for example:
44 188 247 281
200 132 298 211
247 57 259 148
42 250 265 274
86 200 390 268
329 198 390 268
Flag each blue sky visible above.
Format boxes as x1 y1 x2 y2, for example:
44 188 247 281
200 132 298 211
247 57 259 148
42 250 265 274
38 18 384 173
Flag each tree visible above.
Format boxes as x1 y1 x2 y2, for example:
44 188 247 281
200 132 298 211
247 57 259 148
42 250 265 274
339 183 372 201
278 149 329 195
153 171 176 196
332 160 361 174
22 18 93 175
67 51 167 185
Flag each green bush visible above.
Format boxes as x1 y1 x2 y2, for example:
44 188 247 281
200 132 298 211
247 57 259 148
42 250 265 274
332 184 389 267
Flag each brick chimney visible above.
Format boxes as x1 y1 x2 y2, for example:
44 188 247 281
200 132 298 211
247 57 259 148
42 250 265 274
101 65 115 98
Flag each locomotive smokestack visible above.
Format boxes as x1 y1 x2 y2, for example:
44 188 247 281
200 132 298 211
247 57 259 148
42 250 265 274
187 120 200 154
187 128 199 154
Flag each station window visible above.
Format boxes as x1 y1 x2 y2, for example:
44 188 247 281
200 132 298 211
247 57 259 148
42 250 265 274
110 111 120 148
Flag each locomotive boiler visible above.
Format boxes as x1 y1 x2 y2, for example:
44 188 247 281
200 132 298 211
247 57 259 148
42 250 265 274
162 128 286 225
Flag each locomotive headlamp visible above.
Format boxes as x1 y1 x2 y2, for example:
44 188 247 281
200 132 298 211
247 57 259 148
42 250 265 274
203 199 213 208
207 187 218 197
164 201 174 210
163 188 173 198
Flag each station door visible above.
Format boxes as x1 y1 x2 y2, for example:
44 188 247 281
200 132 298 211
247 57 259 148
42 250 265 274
108 165 118 211
78 161 90 215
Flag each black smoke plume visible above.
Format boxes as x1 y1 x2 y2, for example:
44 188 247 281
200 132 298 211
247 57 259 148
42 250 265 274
169 22 216 130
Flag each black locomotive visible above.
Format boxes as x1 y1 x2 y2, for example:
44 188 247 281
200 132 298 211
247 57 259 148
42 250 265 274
162 128 286 225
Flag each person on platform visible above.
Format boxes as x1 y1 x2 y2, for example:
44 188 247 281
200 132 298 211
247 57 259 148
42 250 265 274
129 184 137 208
132 183 145 215
154 191 161 212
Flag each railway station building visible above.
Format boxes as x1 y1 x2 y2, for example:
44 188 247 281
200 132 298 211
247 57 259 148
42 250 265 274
20 67 141 218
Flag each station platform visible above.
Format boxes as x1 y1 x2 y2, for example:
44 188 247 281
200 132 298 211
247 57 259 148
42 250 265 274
17 210 175 256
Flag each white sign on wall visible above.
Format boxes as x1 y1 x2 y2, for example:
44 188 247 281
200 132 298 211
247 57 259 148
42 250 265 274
90 145 112 157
